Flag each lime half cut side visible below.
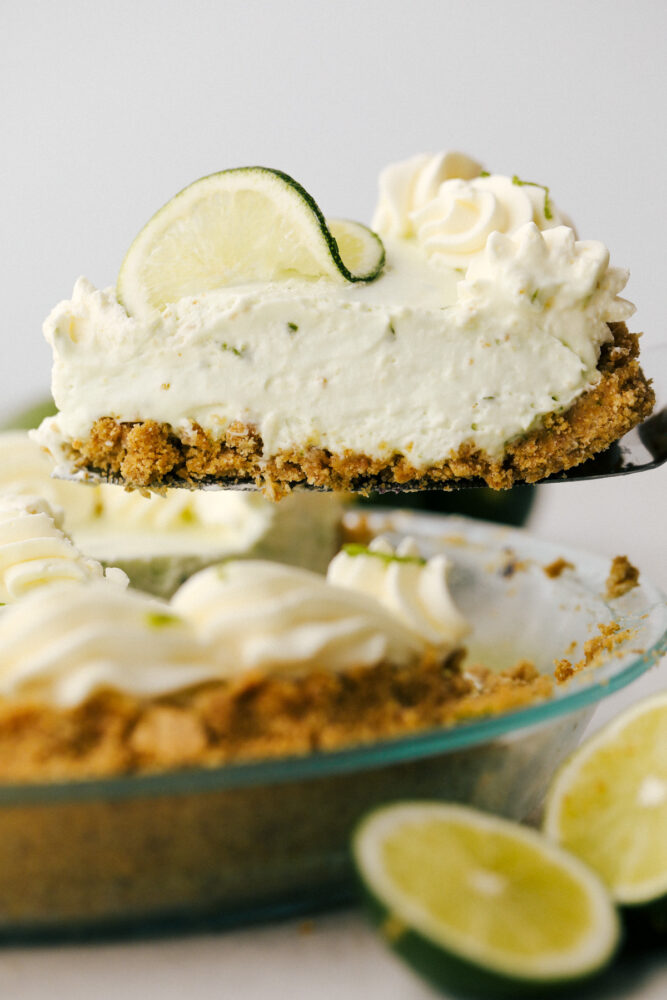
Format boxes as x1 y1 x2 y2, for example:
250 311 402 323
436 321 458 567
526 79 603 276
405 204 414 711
117 167 385 317
353 802 619 997
544 691 667 915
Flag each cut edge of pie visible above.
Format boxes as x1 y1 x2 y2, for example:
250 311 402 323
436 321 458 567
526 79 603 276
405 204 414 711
58 322 653 497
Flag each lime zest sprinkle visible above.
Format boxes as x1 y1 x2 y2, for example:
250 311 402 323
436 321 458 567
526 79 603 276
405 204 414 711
512 174 553 220
342 543 426 566
221 342 245 357
479 170 491 177
287 322 298 333
145 611 181 629
215 559 235 580
531 289 540 303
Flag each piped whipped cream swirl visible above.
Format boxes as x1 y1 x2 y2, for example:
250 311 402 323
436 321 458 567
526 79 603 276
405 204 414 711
172 559 427 675
0 495 127 603
0 548 469 705
372 151 483 238
373 152 572 268
459 224 635 371
0 583 213 707
327 536 469 653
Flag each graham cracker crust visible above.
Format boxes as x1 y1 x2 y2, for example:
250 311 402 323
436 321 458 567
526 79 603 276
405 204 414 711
67 323 653 495
0 655 553 782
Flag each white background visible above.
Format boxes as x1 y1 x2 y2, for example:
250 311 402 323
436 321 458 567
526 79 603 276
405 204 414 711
1 1 665 996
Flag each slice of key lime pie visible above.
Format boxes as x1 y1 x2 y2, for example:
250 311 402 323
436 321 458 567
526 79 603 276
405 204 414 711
33 153 653 496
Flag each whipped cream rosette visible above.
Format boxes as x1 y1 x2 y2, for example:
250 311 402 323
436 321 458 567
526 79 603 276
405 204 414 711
171 560 426 676
326 536 469 653
0 430 98 523
372 152 483 238
373 152 574 268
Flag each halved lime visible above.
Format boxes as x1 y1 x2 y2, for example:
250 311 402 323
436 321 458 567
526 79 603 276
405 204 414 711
544 692 667 933
353 802 619 997
117 167 385 316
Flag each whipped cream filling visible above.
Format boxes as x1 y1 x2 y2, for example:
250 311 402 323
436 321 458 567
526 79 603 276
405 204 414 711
36 222 633 472
75 488 273 562
0 550 468 706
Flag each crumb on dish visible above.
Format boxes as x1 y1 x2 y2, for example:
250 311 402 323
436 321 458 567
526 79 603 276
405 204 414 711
544 557 575 579
554 622 634 681
605 555 640 599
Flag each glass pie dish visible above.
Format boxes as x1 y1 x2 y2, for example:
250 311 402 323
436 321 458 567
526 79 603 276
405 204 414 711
0 511 664 938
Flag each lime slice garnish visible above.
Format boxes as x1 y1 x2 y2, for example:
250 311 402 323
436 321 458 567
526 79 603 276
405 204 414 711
117 167 385 317
353 802 619 996
327 218 385 281
544 692 667 925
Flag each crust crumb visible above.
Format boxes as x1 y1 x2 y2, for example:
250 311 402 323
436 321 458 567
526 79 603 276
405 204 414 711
554 621 632 681
544 557 575 579
605 555 640 599
129 705 208 767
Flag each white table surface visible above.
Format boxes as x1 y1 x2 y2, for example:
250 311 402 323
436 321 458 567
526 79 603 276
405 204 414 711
0 465 664 1000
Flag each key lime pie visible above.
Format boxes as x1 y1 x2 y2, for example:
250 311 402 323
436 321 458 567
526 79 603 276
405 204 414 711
33 152 653 496
0 431 342 595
